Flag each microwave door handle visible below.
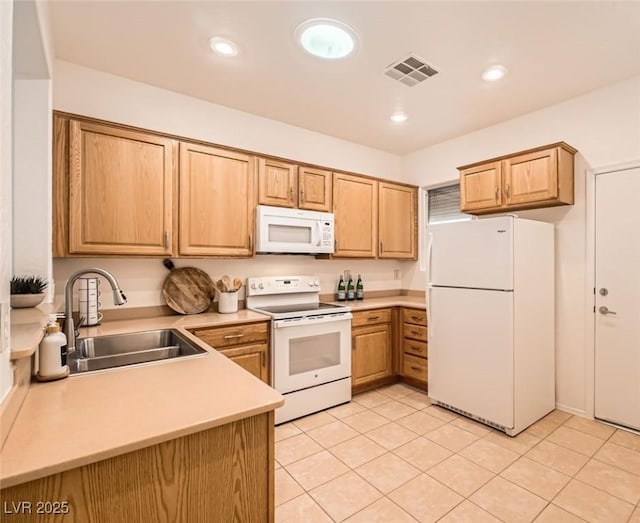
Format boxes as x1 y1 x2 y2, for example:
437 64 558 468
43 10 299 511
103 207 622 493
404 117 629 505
316 221 322 246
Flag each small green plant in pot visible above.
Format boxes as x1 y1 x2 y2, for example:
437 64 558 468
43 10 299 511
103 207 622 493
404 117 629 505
10 275 48 308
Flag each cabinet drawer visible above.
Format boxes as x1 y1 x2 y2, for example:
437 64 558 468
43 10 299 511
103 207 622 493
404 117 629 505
402 308 427 326
403 323 427 342
351 308 392 327
403 338 428 358
191 322 268 349
403 353 427 382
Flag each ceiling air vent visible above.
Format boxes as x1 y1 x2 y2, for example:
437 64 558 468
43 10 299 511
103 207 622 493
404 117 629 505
385 54 438 87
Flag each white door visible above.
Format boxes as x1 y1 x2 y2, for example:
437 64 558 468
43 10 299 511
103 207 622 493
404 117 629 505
429 216 513 290
594 167 640 430
428 286 514 429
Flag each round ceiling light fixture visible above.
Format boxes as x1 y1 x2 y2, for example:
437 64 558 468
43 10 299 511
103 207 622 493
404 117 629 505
296 18 357 59
482 64 508 82
209 36 240 57
390 111 408 123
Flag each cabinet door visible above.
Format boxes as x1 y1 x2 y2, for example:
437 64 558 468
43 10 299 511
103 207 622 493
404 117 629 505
460 161 502 213
257 158 297 208
299 167 332 212
504 147 558 206
352 323 392 387
221 343 269 384
378 182 417 259
68 120 174 255
333 173 378 257
179 142 255 256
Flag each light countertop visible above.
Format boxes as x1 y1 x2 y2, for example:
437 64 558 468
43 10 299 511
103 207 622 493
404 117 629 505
10 304 60 360
0 310 283 489
327 295 426 311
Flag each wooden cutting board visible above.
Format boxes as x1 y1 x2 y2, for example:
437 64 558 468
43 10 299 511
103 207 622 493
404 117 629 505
161 259 216 315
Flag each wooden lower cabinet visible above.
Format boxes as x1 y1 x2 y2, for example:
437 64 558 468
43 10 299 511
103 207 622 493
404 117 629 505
0 413 275 522
399 307 428 388
191 322 270 384
351 309 393 392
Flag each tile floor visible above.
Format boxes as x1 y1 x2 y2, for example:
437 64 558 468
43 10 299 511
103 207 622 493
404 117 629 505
274 383 640 523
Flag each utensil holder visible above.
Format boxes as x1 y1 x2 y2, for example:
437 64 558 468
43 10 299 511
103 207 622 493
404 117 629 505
218 291 238 314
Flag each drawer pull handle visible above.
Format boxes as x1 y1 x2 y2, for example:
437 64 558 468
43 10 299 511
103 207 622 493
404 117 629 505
409 346 421 352
368 316 380 321
410 366 422 372
224 333 245 339
411 330 421 335
411 316 424 322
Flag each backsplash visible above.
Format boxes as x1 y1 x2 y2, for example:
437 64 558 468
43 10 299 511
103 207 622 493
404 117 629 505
53 256 415 311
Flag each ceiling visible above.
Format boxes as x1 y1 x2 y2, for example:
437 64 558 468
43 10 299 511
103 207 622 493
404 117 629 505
49 1 640 154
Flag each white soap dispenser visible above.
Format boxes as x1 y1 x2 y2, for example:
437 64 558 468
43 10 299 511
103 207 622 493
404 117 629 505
37 315 70 381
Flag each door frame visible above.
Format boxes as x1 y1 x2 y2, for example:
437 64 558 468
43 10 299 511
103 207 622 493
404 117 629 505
585 159 640 420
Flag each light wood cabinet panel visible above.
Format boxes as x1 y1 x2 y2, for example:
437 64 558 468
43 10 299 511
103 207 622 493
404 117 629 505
299 167 332 212
403 353 428 382
333 173 378 258
459 142 576 215
379 182 417 259
67 120 175 255
402 308 427 326
399 307 428 387
403 324 428 342
351 308 392 328
219 343 269 383
460 161 502 213
0 413 274 523
352 323 392 387
504 147 559 205
179 142 255 256
258 158 297 208
191 322 270 384
403 339 428 358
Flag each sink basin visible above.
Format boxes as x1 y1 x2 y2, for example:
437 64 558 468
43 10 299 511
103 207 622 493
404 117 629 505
69 329 208 374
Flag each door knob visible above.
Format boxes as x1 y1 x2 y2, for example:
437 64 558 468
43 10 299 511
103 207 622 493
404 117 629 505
599 288 608 296
599 306 617 315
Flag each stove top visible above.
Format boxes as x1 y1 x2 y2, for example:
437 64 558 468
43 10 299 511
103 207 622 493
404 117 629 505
251 301 349 320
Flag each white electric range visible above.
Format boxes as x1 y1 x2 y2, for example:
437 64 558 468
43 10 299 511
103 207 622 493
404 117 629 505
246 275 352 424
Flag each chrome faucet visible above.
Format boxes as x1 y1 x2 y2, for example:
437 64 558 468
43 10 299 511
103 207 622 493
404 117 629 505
64 268 127 353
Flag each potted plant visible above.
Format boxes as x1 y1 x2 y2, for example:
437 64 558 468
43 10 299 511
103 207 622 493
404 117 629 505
10 275 48 308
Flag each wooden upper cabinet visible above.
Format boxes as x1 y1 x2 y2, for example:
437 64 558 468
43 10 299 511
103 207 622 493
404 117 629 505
333 173 378 258
378 182 417 259
257 158 297 208
299 167 332 212
459 142 576 215
66 119 175 255
460 161 502 213
179 142 255 256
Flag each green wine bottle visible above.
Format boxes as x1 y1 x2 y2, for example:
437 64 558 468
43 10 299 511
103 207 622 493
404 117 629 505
337 275 346 301
347 277 355 301
356 274 364 300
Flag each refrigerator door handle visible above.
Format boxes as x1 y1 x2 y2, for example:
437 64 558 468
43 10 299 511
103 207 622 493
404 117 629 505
427 232 434 284
427 286 433 339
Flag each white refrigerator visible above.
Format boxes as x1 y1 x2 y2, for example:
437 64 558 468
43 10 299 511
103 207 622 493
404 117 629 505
427 216 555 436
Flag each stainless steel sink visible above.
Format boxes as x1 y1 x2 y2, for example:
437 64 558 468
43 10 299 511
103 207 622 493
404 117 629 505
68 329 208 374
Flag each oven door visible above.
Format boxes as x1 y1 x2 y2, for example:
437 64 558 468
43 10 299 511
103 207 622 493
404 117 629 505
272 313 352 394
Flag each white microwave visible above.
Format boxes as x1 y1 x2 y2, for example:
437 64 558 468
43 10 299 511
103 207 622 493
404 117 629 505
255 205 334 254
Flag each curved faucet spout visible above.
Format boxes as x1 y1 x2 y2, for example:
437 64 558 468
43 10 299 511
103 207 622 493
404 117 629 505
64 268 127 353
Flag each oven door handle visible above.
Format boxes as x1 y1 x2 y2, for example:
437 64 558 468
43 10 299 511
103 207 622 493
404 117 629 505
274 312 353 328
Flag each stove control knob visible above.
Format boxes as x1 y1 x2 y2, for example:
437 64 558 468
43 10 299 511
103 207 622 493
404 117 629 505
258 283 264 290
250 282 257 289
314 280 320 287
308 281 314 287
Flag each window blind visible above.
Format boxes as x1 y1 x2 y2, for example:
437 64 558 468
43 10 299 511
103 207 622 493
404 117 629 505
427 184 471 225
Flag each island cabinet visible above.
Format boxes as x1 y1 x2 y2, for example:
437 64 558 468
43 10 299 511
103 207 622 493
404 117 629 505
179 142 256 256
460 142 577 215
53 115 176 256
0 413 275 522
399 307 428 388
190 322 270 383
378 182 417 260
333 173 378 258
351 308 393 392
257 159 332 212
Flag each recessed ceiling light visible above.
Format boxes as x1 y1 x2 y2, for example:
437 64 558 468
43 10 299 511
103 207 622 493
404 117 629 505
390 111 408 123
482 65 508 82
209 37 239 57
295 18 357 59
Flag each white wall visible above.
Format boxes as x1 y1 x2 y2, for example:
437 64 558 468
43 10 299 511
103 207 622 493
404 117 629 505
13 79 53 298
0 0 14 403
53 60 403 182
403 75 640 416
51 60 408 308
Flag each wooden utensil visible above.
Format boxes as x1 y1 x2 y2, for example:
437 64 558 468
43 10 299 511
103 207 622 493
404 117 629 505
222 275 232 292
161 259 216 315
233 277 243 291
